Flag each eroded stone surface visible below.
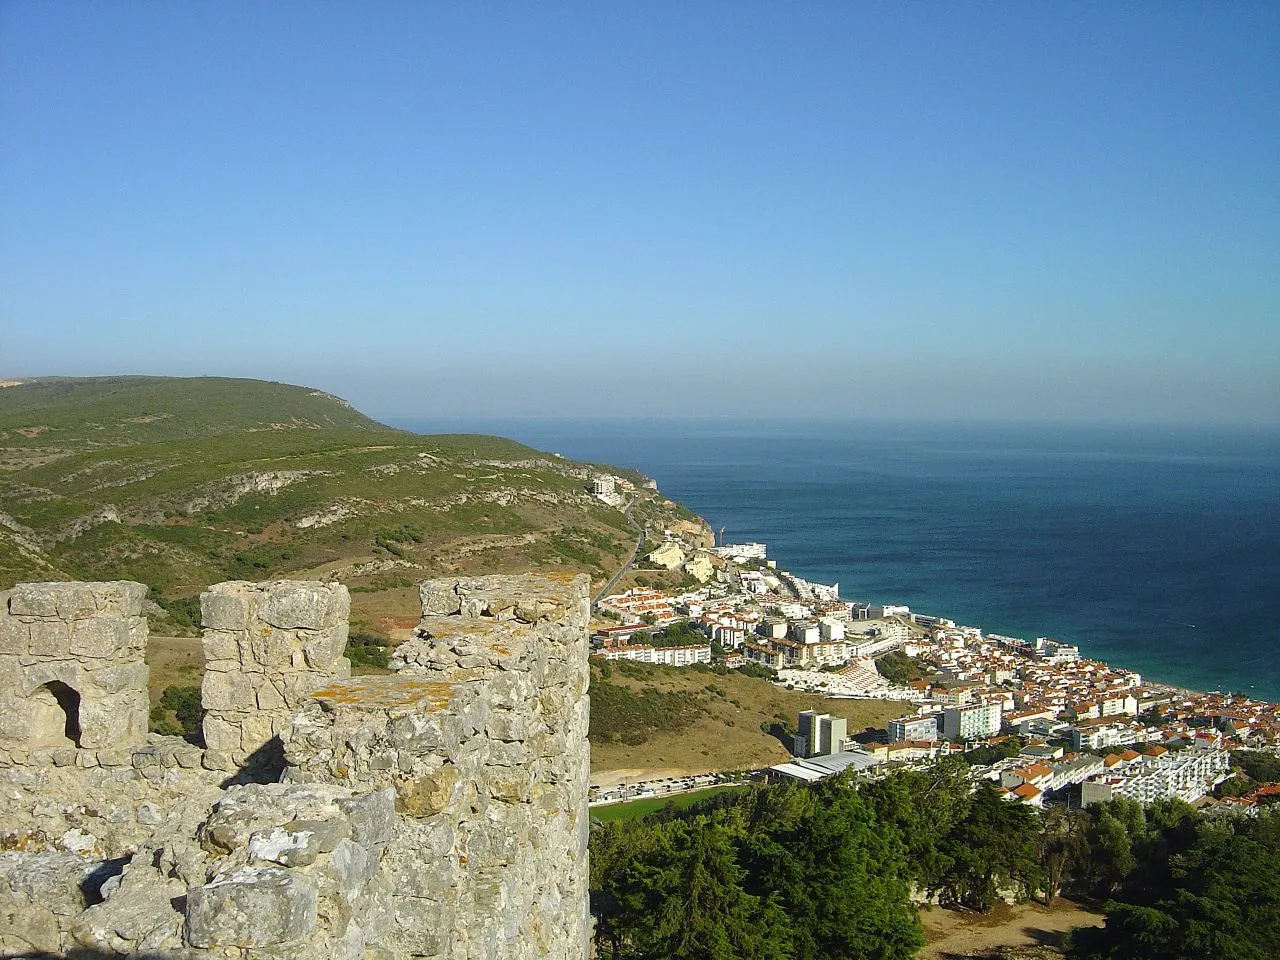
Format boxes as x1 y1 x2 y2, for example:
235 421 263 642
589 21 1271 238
0 574 591 960
287 573 592 960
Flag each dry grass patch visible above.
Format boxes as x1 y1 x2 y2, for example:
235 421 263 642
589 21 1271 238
146 635 204 705
589 660 909 775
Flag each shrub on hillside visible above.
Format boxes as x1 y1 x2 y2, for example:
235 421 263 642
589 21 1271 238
346 630 393 669
588 675 706 746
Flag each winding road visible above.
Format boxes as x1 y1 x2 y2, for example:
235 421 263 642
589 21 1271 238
594 496 644 605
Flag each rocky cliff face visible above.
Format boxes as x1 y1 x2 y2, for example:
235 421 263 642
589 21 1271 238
0 574 591 960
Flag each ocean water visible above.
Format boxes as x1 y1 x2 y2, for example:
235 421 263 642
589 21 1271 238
391 418 1280 702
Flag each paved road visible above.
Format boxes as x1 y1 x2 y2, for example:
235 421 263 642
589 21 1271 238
594 497 643 605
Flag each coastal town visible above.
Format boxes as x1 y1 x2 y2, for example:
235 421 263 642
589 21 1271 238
588 506 1280 815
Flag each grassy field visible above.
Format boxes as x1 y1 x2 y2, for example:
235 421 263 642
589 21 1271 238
589 659 910 776
589 784 747 823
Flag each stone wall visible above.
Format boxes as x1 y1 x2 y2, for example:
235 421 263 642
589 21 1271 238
283 573 592 960
201 579 351 770
0 574 592 960
0 581 149 758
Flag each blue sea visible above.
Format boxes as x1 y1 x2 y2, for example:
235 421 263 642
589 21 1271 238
391 418 1280 703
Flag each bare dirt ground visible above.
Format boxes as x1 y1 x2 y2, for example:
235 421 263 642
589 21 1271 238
918 900 1105 959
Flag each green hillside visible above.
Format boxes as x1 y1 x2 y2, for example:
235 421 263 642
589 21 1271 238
0 376 389 453
0 376 683 631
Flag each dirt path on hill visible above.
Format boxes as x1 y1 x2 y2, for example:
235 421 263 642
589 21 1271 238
918 900 1105 958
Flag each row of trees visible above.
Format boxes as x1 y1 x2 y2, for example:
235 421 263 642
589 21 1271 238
589 758 1280 959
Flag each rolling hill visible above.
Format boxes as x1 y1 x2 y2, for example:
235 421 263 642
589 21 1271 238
0 376 694 633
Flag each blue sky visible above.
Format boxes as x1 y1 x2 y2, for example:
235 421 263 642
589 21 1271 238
2 2 1277 423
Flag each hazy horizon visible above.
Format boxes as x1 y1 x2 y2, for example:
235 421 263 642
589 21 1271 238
4 4 1277 425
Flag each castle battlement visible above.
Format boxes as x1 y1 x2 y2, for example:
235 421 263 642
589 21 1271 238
0 573 591 960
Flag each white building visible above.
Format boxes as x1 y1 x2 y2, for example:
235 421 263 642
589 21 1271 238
942 701 1003 742
1096 746 1231 805
600 644 712 667
818 618 846 642
758 618 788 640
1068 721 1142 752
712 542 767 562
1033 637 1080 665
888 714 940 743
795 710 848 758
870 604 911 619
1099 692 1139 718
791 622 821 645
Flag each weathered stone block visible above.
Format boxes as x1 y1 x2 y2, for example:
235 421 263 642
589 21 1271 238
185 866 319 948
387 713 445 755
0 694 29 742
323 837 374 889
248 819 349 867
419 581 462 617
90 581 147 617
202 670 258 712
85 661 148 696
8 583 62 617
276 671 328 707
302 629 345 669
396 764 459 818
260 582 342 630
0 656 22 692
337 789 396 846
51 748 77 767
0 615 27 655
28 620 72 657
489 768 534 804
53 584 99 620
257 682 286 711
78 695 146 750
239 712 278 754
248 627 295 668
202 749 237 771
201 629 241 661
487 740 529 767
70 867 184 956
174 747 203 768
125 618 148 652
201 584 253 631
202 716 243 752
69 618 130 658
96 748 130 767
